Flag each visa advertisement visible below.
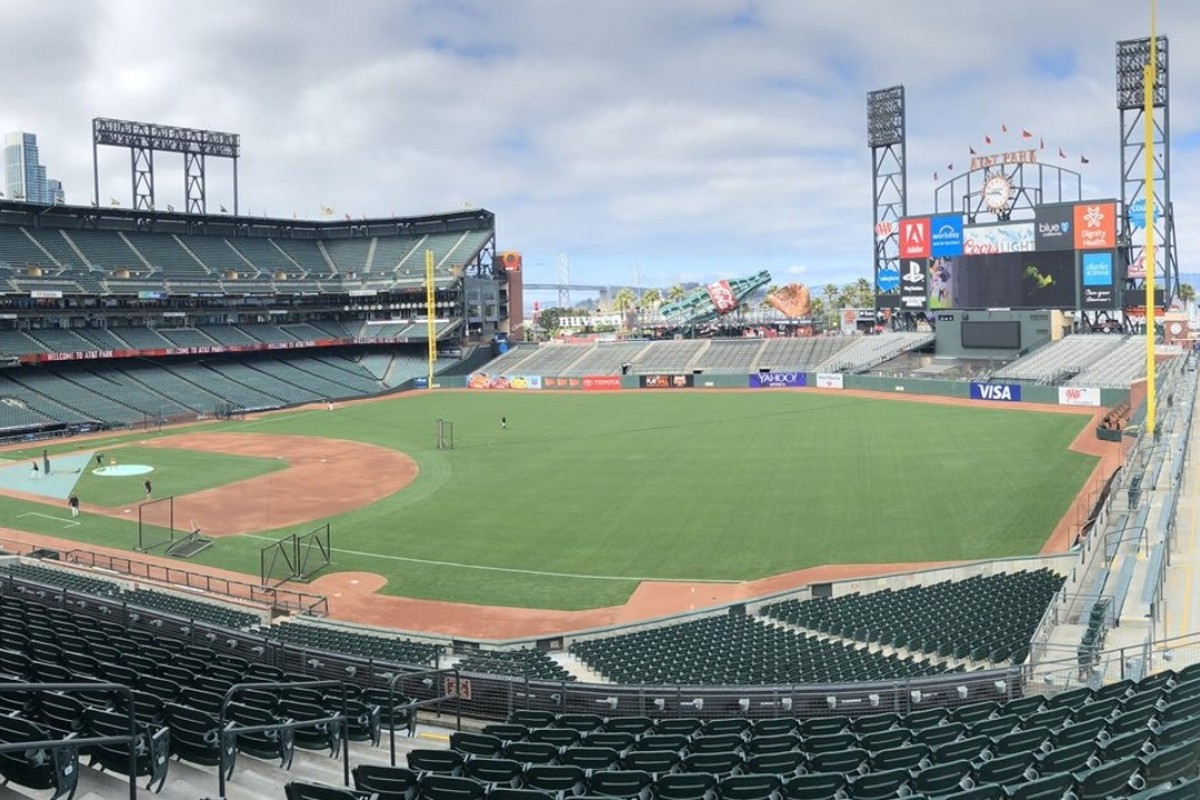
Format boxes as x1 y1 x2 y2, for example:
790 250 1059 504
970 382 1022 402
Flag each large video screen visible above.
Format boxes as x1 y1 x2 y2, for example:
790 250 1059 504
961 320 1021 349
928 250 1076 310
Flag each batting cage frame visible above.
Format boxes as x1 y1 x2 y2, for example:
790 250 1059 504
260 524 332 587
436 418 454 450
136 495 213 557
136 496 174 553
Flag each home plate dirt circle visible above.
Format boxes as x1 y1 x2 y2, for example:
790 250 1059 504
87 432 418 535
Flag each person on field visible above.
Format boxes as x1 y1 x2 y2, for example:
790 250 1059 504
501 416 507 430
96 452 104 467
144 479 152 500
29 462 38 480
68 494 79 518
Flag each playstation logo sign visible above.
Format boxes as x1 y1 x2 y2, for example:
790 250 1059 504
900 260 927 310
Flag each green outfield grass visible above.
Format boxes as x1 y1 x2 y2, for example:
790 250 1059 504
0 392 1098 610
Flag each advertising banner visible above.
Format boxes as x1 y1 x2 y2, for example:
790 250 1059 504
1059 386 1101 407
1081 251 1116 310
467 373 543 390
927 250 1075 310
970 382 1022 402
18 337 384 364
749 372 807 388
640 374 694 389
705 280 738 314
1073 203 1117 250
876 263 900 293
930 214 964 257
815 373 844 389
962 222 1036 255
583 375 622 391
899 218 931 258
900 260 927 310
1034 205 1074 251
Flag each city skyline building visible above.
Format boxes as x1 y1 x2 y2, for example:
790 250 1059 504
4 131 62 204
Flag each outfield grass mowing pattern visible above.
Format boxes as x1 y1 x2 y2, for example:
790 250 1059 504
0 392 1097 610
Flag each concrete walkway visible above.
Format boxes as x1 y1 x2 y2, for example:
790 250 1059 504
1163 379 1200 642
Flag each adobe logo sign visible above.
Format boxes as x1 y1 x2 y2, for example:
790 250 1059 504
899 218 931 258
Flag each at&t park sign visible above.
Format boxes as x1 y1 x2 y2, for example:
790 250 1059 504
969 148 1039 172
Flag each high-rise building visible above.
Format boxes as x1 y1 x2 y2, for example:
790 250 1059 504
4 132 62 205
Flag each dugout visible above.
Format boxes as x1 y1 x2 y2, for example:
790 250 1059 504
933 309 1068 360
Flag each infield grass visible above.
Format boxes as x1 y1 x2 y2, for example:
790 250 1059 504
0 391 1098 610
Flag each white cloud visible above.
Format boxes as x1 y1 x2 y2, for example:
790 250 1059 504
3 0 1195 292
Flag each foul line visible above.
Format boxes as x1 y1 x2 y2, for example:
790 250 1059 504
239 534 739 584
18 512 80 529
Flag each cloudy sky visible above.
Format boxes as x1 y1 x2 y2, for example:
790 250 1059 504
4 0 1195 295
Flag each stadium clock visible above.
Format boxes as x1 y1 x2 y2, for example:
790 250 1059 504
982 172 1013 213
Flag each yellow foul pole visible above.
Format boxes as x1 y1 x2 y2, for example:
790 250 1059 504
426 249 436 389
1144 1 1157 435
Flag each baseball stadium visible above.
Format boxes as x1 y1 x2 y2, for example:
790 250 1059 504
0 33 1196 800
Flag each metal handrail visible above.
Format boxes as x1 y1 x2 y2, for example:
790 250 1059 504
0 681 139 800
217 679 350 800
387 666 460 766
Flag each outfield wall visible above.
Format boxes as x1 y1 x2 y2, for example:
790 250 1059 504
449 371 1129 408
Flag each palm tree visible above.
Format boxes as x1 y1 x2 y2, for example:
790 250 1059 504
1178 282 1195 307
854 277 873 308
667 284 687 303
639 288 662 311
809 297 826 329
612 287 636 313
822 283 839 329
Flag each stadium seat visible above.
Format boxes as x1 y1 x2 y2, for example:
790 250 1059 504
461 758 524 789
419 775 488 800
782 772 845 800
0 713 79 800
353 764 420 800
407 749 465 777
719 773 783 800
286 780 379 800
1140 742 1200 787
656 772 719 800
908 760 974 797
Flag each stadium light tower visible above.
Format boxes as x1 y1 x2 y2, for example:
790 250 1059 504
92 118 241 215
1115 36 1176 304
867 86 907 320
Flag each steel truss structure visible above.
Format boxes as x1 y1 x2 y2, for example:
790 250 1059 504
1116 36 1177 306
92 118 240 215
867 86 906 317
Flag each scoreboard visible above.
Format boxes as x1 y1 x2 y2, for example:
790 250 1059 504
877 200 1120 312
